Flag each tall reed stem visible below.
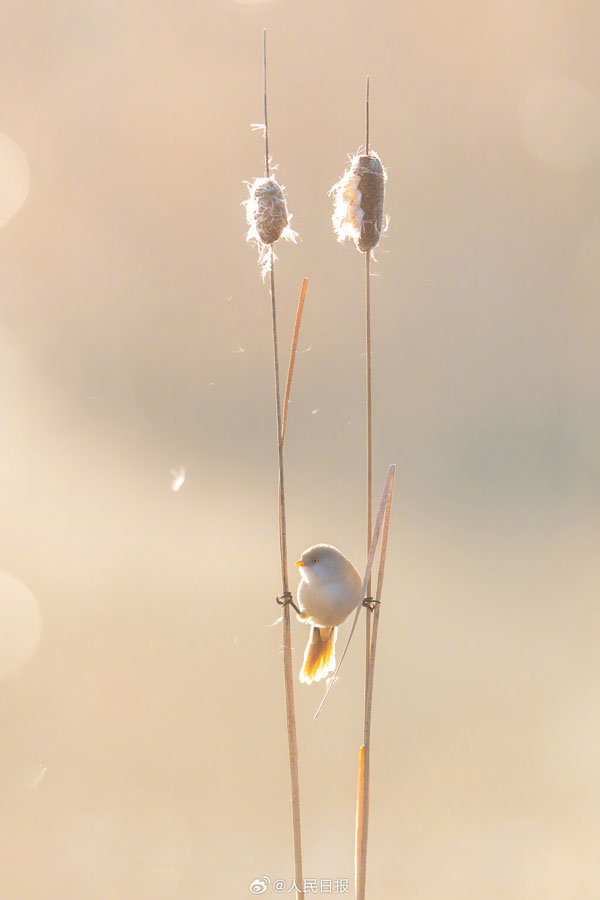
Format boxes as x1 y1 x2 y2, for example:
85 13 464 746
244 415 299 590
264 31 303 899
269 253 303 898
358 74 376 900
365 73 373 630
365 246 373 662
356 469 395 900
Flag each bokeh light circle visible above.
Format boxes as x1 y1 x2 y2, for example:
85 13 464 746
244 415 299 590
0 571 42 680
0 133 30 226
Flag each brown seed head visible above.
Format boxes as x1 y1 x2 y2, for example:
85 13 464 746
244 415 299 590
331 151 387 253
352 155 386 252
250 177 289 244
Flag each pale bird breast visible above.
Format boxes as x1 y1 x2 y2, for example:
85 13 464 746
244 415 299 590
298 573 361 628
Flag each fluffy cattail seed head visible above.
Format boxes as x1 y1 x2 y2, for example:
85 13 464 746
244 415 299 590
331 151 387 252
244 176 297 277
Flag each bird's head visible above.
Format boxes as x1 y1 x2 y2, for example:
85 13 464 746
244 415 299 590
295 544 349 584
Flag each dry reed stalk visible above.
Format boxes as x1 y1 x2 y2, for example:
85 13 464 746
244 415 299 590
355 744 366 890
281 276 308 451
364 219 373 681
275 276 309 898
364 78 374 668
269 257 304 898
246 31 304 899
356 467 395 900
330 76 389 898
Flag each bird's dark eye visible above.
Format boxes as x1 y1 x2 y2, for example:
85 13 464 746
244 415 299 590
312 557 319 564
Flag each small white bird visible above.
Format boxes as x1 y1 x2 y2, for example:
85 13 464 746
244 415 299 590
295 544 362 684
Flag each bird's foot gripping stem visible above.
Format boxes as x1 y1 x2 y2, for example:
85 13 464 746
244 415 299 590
275 592 303 617
362 596 380 611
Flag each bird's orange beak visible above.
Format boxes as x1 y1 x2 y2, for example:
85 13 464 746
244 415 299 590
295 560 305 567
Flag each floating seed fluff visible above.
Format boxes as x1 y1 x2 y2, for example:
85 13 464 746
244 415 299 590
331 152 387 252
245 176 297 277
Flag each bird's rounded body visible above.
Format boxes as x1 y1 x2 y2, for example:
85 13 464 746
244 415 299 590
297 567 361 627
295 544 362 683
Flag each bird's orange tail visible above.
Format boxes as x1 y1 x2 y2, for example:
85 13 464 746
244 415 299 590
300 626 337 684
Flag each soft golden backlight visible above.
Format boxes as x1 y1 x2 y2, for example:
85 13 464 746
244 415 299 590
0 0 598 897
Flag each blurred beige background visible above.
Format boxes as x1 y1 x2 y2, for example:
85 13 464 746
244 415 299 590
1 0 599 897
